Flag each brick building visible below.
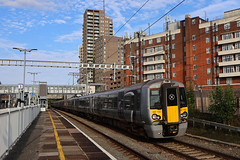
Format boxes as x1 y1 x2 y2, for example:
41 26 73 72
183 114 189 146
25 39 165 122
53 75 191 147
95 36 125 90
124 8 240 90
82 9 113 83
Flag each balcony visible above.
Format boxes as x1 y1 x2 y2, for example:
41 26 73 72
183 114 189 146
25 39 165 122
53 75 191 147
219 72 240 78
218 48 240 56
144 69 165 74
218 37 240 45
143 50 165 57
143 60 165 66
218 60 240 67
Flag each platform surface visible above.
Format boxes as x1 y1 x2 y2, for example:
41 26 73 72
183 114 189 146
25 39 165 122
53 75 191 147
4 110 112 160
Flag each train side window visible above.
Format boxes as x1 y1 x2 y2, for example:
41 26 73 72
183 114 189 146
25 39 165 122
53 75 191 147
179 88 187 107
150 89 162 109
124 92 135 110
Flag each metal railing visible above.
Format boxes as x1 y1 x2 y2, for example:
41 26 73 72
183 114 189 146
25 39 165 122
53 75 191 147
188 118 240 133
0 105 40 159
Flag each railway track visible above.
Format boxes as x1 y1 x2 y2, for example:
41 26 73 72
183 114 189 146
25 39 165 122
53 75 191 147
54 109 150 160
154 139 239 160
53 109 240 160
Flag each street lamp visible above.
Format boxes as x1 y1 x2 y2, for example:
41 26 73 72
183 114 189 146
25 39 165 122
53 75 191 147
13 47 37 106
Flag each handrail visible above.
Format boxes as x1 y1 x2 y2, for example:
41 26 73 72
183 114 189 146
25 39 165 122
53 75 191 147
188 117 240 133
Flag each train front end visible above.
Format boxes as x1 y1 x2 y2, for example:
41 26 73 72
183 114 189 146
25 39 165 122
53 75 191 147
142 79 188 138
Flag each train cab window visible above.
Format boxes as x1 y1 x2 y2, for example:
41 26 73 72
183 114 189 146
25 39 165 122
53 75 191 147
124 92 135 110
179 88 187 107
150 89 162 109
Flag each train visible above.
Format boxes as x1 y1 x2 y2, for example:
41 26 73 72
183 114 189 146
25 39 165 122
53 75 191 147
51 78 188 138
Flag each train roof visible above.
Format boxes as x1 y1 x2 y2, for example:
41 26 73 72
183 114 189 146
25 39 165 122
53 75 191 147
70 78 184 100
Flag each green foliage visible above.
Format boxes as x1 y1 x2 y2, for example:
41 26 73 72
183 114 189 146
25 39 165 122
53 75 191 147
186 81 196 116
208 85 237 124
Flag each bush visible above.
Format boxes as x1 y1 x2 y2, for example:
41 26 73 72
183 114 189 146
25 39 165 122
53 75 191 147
208 85 237 124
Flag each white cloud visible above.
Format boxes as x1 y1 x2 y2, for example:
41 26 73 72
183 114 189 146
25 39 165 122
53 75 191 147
0 38 26 55
189 0 238 19
0 0 57 11
55 30 82 43
52 19 66 24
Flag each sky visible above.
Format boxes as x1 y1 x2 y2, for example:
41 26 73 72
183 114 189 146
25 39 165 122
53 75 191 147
0 0 239 85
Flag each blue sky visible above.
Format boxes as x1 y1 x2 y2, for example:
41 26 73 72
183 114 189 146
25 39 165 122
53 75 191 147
0 0 239 85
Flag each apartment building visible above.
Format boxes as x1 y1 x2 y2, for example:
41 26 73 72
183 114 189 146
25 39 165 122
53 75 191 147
82 9 113 83
124 8 240 90
95 36 125 90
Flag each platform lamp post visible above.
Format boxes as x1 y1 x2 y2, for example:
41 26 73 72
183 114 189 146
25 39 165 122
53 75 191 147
13 47 37 107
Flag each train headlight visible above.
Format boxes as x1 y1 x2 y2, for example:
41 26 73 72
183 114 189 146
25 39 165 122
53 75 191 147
152 114 161 120
181 112 188 118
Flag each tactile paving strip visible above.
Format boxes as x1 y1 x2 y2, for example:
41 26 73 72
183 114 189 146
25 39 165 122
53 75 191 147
38 110 112 160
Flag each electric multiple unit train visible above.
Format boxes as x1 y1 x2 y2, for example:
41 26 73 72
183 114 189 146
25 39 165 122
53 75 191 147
52 79 188 138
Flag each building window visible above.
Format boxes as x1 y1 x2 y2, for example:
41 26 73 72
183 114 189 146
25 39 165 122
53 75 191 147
206 37 209 43
193 45 196 51
193 55 197 60
146 48 152 53
207 58 211 64
194 75 197 81
222 33 232 40
172 53 176 59
226 78 232 84
205 27 209 33
147 57 154 62
236 65 240 72
147 74 154 80
206 48 210 54
155 64 163 70
165 45 169 50
155 45 163 51
235 43 240 49
173 62 176 68
223 66 234 73
235 31 240 38
142 40 145 45
172 43 175 49
213 35 218 42
156 73 163 79
222 55 233 62
222 44 234 51
207 79 211 85
193 64 197 70
147 65 154 71
236 54 240 60
149 39 153 44
207 68 211 74
237 21 240 27
173 72 176 77
157 37 161 43
172 34 175 40
136 42 139 47
155 55 163 60
213 25 218 32
192 19 195 24
224 22 230 30
165 35 169 41
192 35 196 41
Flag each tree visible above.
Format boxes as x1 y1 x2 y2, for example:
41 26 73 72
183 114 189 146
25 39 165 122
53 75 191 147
186 81 195 116
208 85 237 124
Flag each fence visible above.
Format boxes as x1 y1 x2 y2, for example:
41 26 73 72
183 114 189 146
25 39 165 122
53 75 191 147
0 105 40 159
188 118 240 133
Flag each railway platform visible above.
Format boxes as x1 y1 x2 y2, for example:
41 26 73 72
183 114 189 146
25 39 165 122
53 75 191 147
4 109 114 160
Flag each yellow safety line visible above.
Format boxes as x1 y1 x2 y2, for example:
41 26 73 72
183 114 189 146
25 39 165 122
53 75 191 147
48 111 66 160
